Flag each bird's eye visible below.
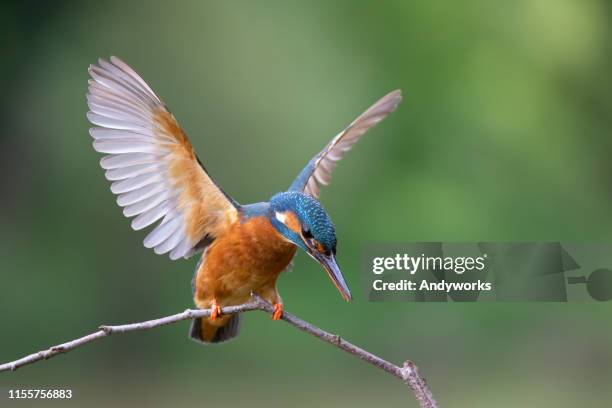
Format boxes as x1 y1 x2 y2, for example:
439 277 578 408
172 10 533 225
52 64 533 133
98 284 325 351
302 227 313 239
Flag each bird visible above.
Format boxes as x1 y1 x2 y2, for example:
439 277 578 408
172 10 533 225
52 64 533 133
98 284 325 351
86 56 402 344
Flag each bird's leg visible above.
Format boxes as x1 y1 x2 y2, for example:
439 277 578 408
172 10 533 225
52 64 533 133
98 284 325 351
210 299 221 321
258 287 283 320
272 303 283 320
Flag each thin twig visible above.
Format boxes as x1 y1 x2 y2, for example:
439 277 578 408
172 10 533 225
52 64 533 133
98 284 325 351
0 295 438 407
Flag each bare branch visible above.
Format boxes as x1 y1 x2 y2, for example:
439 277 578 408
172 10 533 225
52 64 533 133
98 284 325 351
0 295 438 407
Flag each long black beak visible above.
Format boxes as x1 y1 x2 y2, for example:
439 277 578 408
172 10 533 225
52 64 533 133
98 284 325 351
314 252 352 301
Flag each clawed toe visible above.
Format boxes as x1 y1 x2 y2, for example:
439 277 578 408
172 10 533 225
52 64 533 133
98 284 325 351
272 303 283 320
210 300 222 321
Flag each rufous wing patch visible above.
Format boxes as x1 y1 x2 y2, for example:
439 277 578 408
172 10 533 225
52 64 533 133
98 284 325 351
155 109 237 242
154 108 238 242
86 56 238 260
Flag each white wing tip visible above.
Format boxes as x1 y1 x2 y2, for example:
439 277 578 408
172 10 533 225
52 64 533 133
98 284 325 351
153 246 169 255
168 251 182 260
386 89 402 101
381 89 402 111
131 218 147 231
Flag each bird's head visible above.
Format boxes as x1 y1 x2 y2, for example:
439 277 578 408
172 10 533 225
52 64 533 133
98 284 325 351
269 191 351 301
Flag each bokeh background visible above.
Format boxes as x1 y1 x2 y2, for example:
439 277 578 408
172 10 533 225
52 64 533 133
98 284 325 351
2 1 612 406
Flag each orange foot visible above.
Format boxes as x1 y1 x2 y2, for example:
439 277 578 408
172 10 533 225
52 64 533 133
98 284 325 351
272 303 283 320
210 300 222 321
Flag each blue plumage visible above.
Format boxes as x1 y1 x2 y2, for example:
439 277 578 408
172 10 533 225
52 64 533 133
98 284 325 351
270 191 337 253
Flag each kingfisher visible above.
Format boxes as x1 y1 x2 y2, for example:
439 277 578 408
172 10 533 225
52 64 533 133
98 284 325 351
86 57 401 344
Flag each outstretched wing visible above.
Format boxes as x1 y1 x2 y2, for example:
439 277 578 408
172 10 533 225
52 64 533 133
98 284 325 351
87 56 239 260
289 90 402 198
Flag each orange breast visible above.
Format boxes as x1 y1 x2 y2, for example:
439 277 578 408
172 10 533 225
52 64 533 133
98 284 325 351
193 215 297 307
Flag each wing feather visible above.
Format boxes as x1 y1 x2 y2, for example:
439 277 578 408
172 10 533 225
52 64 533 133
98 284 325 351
105 163 163 181
87 57 238 260
289 90 402 198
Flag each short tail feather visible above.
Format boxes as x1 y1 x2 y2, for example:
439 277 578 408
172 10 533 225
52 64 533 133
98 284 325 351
189 314 241 345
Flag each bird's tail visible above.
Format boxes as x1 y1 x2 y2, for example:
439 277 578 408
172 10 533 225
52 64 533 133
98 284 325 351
189 314 241 345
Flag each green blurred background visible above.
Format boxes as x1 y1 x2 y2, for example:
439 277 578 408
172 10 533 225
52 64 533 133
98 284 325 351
2 0 612 406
